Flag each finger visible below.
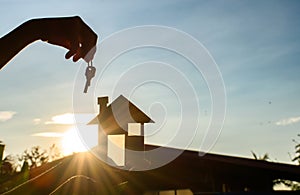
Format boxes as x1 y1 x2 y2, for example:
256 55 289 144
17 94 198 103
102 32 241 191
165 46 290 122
79 36 98 62
79 25 98 62
65 42 79 60
83 46 96 62
65 50 75 59
73 43 96 63
72 50 82 62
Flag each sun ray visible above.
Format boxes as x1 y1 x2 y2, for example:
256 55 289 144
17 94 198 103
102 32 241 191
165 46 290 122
61 128 87 156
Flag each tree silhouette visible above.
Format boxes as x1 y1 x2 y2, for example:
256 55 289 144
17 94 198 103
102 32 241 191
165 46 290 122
22 146 49 169
0 155 14 175
292 134 300 165
0 144 63 193
48 144 62 162
251 151 270 161
273 134 300 191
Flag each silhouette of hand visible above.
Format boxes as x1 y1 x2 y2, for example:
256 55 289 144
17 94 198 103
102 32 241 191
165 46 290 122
37 16 98 62
0 16 98 69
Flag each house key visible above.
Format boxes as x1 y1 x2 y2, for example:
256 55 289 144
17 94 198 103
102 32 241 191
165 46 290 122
83 61 96 93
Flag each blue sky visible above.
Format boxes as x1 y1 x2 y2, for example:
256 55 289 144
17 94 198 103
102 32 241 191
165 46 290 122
0 0 300 163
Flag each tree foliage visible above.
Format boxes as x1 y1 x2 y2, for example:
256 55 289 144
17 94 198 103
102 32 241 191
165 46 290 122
0 144 62 175
292 134 300 165
251 151 270 161
252 134 300 191
0 155 15 175
274 134 300 191
22 146 49 169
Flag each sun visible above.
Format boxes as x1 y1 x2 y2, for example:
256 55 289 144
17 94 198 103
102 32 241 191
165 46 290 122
61 127 87 156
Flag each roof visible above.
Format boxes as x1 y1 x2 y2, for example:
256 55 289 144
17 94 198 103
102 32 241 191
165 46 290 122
145 145 300 182
2 146 300 194
88 95 154 134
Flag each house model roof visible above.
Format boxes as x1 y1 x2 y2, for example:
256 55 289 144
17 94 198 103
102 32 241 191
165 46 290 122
87 95 154 134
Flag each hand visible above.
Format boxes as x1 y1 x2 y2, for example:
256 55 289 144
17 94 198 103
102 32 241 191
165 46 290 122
36 16 98 62
0 16 98 69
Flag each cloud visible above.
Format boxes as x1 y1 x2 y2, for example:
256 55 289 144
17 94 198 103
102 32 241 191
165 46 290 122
31 132 64 138
45 113 96 125
0 111 16 122
275 116 300 126
33 118 41 125
45 113 75 125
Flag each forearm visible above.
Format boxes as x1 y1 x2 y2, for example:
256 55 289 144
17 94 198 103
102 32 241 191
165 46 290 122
0 19 40 70
0 16 97 68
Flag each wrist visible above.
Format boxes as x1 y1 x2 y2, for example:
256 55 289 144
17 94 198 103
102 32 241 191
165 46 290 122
24 19 43 42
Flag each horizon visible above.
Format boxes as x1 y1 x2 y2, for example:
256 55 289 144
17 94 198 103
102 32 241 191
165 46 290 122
1 0 300 165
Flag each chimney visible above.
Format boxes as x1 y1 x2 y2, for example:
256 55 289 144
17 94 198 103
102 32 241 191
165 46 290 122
98 96 108 114
0 143 5 162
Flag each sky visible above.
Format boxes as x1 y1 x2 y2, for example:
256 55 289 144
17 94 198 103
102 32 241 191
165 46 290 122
0 0 300 164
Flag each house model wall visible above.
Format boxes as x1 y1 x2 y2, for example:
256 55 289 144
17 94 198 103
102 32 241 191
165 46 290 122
88 95 153 166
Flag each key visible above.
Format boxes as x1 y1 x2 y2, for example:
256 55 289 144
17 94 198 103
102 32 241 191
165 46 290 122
84 64 96 93
83 61 96 93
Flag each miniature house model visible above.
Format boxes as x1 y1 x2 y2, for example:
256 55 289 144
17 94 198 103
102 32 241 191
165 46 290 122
88 95 154 166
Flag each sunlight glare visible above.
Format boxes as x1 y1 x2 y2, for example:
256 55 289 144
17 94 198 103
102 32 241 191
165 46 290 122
62 127 87 156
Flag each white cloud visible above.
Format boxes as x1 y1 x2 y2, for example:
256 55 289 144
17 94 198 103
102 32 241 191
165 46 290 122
33 118 41 125
275 116 300 126
45 113 75 125
0 111 16 122
45 113 96 125
31 132 64 138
